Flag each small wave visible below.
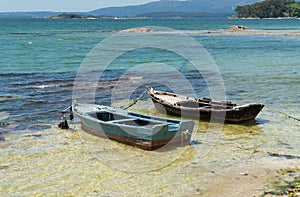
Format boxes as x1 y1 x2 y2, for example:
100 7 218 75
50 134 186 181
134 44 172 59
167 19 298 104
31 83 110 89
0 112 10 121
0 73 33 77
32 83 74 89
119 76 143 81
10 32 53 36
32 77 144 89
12 79 75 87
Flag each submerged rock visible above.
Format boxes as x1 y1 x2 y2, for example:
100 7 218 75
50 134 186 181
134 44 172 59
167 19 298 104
119 28 155 33
229 25 251 31
284 33 300 37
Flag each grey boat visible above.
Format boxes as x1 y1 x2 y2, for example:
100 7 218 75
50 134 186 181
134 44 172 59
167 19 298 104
147 87 264 123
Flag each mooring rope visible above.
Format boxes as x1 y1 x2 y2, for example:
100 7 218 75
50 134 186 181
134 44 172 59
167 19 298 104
266 104 300 122
120 89 148 110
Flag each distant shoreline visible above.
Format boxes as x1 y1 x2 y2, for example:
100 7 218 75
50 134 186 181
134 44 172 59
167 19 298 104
228 16 300 20
48 13 100 19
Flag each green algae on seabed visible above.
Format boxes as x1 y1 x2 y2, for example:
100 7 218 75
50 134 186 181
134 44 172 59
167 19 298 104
0 126 205 196
263 168 300 197
0 95 21 101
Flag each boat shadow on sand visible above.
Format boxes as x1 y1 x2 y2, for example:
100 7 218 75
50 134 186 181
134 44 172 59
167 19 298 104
192 118 267 136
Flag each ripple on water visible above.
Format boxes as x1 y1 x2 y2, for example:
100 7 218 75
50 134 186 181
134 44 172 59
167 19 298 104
0 112 10 121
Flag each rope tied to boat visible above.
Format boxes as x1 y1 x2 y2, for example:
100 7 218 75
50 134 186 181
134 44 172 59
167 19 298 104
266 104 300 122
120 89 148 110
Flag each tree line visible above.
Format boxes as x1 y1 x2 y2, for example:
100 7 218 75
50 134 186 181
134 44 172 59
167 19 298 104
50 13 100 19
235 0 300 18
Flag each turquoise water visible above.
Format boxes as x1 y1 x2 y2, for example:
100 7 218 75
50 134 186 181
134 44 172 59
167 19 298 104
0 17 299 196
0 18 299 126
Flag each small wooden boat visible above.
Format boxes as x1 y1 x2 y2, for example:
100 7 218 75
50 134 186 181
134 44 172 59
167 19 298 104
147 87 264 123
73 103 195 150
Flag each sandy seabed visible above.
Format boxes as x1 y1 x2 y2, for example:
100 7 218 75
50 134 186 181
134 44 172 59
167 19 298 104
1 108 299 196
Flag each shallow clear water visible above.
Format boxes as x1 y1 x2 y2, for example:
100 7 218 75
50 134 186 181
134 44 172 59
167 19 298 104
0 18 299 196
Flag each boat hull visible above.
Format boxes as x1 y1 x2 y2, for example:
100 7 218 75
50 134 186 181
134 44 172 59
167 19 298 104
152 99 264 123
81 123 191 151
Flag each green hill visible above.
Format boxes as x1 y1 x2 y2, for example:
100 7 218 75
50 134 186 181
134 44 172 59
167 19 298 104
235 0 300 18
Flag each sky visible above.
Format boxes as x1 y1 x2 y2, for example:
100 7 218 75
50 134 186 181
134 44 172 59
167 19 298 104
0 0 157 12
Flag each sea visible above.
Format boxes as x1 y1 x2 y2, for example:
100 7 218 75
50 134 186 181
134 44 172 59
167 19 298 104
0 17 299 196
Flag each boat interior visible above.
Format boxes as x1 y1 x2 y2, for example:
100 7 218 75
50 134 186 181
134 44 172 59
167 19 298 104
151 89 237 108
90 112 129 122
89 112 168 127
178 101 235 109
129 112 180 124
175 100 210 108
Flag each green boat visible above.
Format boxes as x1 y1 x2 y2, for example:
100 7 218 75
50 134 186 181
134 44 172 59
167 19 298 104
74 103 195 150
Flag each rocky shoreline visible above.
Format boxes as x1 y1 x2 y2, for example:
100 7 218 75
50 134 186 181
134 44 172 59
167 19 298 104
263 168 300 197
